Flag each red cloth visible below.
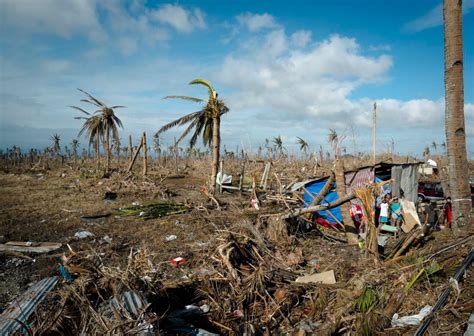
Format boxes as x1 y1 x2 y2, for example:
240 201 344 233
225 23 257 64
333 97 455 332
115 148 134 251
445 203 452 224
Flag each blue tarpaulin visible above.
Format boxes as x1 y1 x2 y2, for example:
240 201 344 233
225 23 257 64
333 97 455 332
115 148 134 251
303 181 342 224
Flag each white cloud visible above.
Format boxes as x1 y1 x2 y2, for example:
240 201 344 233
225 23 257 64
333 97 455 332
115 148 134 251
117 37 138 56
291 30 312 48
151 4 206 33
236 12 278 32
217 32 392 122
0 0 105 40
403 0 474 33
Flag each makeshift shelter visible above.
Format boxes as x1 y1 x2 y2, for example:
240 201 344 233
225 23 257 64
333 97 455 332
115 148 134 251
294 162 420 226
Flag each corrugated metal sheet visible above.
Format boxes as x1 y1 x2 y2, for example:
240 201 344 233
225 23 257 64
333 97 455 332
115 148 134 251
0 276 58 335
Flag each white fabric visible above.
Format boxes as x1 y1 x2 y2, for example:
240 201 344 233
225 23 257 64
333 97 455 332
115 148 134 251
391 305 432 327
380 203 389 217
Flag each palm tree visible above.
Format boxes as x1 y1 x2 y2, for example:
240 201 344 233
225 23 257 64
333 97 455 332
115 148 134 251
156 79 229 194
273 135 284 157
71 89 125 173
431 141 438 153
75 114 103 168
50 134 61 155
423 145 430 161
296 137 309 157
443 0 471 227
70 139 80 165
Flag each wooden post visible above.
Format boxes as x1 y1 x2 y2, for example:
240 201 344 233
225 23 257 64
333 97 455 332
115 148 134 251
127 137 143 173
260 162 271 190
174 137 178 175
372 102 377 165
142 132 147 176
238 160 245 192
218 159 223 193
128 134 133 163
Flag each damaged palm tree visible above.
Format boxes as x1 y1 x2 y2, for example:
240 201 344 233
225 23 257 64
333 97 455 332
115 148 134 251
329 129 358 245
71 89 125 173
156 79 229 195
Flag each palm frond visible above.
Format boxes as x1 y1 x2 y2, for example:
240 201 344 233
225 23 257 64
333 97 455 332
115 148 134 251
189 79 215 98
156 110 203 135
189 114 206 148
110 105 126 109
69 106 92 115
163 95 204 103
176 117 200 145
77 89 105 107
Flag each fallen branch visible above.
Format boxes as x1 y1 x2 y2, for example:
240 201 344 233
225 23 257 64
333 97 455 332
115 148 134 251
283 192 355 219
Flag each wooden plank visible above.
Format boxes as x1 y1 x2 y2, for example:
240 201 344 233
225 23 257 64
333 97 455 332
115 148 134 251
0 242 61 253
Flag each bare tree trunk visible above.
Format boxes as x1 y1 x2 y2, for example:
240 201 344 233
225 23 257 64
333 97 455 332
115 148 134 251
210 116 220 195
319 145 324 167
444 0 471 229
105 126 110 173
128 134 133 163
335 158 358 245
142 132 147 176
96 133 100 171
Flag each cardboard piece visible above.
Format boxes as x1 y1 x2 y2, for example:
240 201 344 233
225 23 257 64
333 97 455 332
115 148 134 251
295 270 336 284
400 199 420 233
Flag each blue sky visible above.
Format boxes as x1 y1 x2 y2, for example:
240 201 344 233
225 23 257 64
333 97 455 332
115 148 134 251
0 0 473 157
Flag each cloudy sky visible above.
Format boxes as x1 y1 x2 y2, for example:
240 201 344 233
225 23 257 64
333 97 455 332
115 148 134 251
0 0 473 157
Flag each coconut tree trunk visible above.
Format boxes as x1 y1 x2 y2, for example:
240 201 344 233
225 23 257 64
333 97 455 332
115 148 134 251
105 126 110 173
335 158 358 245
443 0 471 229
96 133 100 170
210 115 220 195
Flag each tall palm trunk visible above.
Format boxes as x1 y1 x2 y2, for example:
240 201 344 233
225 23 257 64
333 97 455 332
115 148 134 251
96 133 100 170
210 115 220 194
105 126 110 173
335 158 358 245
444 0 471 228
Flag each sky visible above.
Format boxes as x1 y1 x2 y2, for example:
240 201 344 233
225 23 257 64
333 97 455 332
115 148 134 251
0 0 473 158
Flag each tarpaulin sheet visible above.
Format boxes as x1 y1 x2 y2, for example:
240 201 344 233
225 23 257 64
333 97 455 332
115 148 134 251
303 181 342 224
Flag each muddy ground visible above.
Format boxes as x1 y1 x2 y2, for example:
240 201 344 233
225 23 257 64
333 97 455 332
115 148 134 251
0 165 472 335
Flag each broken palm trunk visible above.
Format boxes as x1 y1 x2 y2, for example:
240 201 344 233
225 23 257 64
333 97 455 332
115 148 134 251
311 171 335 206
284 193 355 219
335 159 358 245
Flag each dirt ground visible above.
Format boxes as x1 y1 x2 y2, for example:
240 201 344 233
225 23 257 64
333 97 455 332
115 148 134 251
0 165 473 335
